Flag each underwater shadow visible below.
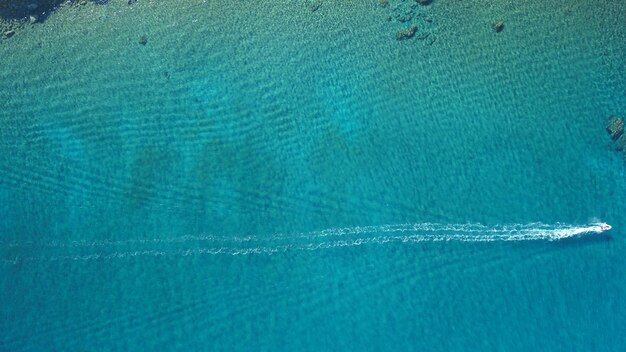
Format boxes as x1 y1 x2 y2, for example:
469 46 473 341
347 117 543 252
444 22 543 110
553 233 613 248
0 0 110 22
518 232 613 253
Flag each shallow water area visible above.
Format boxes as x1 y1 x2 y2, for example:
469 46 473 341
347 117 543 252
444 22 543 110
1 0 625 351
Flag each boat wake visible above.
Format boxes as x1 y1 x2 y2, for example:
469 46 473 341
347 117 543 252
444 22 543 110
1 222 611 264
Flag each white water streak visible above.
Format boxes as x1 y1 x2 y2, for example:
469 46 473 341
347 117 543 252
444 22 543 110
1 222 611 264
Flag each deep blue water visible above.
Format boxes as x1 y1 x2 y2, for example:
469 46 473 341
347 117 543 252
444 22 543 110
1 0 625 351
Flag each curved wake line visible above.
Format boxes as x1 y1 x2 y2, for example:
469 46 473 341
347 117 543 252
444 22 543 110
0 222 610 264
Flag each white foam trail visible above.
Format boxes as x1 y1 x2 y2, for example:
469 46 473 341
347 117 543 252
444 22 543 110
1 222 611 264
0 222 610 248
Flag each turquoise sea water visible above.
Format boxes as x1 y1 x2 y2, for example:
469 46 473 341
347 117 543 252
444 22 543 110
1 0 625 350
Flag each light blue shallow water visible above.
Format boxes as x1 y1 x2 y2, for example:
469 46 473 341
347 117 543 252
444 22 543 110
1 0 625 350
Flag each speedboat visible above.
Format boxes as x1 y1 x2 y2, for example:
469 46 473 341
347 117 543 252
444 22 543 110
593 222 612 233
598 223 612 231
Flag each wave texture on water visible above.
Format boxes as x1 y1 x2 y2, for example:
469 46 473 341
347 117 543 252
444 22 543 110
1 222 610 264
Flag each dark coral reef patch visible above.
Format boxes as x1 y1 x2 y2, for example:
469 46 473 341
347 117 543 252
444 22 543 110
0 0 110 22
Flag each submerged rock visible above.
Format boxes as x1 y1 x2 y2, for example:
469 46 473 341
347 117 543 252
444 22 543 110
493 20 504 32
396 26 417 40
607 116 624 141
305 0 322 12
4 30 15 38
138 35 148 45
416 0 432 5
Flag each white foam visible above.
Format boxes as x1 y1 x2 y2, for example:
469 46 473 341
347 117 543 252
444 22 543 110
1 222 610 264
2 222 606 248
